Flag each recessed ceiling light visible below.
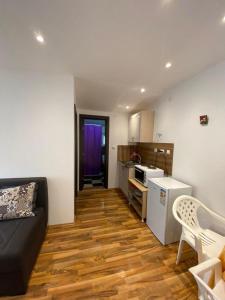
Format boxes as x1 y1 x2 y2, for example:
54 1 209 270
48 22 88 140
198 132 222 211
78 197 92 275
222 16 225 23
165 62 172 69
35 33 45 44
140 88 146 94
126 105 130 109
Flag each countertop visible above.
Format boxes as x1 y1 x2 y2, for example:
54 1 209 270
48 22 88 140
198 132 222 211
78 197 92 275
119 161 136 168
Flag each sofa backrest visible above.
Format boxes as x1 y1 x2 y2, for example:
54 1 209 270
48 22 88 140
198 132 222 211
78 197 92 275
0 177 48 223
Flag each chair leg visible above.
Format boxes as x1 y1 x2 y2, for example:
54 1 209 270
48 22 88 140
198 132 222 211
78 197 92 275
176 238 185 265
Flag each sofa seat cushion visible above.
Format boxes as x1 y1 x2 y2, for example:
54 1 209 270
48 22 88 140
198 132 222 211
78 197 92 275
0 207 45 273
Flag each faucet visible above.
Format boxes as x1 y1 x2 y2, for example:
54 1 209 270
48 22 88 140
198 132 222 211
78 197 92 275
131 152 142 164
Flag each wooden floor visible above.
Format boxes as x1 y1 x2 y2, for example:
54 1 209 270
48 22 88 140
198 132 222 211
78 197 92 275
3 189 198 300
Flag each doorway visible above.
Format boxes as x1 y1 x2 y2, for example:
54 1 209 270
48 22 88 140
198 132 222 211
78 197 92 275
79 114 109 190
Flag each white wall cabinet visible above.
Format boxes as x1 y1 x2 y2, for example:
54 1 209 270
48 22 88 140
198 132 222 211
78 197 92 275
129 112 141 143
128 110 154 143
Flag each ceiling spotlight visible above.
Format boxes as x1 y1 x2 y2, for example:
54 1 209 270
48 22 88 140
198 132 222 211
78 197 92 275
140 88 146 94
165 62 172 69
35 33 45 44
222 16 225 23
126 105 130 109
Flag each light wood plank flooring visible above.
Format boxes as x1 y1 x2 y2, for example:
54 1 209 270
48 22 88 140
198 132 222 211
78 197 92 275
3 189 198 300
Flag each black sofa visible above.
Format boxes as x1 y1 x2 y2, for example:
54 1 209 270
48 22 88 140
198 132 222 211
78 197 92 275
0 177 48 296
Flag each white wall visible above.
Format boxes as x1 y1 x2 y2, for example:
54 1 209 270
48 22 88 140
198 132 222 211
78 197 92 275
78 109 129 188
153 61 225 216
0 69 75 225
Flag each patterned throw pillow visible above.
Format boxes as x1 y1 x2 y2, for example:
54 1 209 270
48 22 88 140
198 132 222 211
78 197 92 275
0 182 36 220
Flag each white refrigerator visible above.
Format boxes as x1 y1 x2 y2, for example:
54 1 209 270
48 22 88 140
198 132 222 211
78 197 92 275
147 177 192 245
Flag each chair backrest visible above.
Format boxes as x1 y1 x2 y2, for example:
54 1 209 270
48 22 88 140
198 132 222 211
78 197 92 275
173 195 202 232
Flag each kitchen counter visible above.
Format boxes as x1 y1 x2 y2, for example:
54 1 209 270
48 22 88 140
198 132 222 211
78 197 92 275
119 161 136 168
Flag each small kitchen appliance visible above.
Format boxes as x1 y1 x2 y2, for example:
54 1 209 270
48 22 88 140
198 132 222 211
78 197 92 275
134 165 164 187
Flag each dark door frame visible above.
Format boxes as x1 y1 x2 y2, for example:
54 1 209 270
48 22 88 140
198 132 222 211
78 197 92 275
79 114 109 190
74 104 78 198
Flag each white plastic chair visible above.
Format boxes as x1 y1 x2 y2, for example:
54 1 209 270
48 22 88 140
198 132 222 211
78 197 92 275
189 257 225 300
172 195 225 264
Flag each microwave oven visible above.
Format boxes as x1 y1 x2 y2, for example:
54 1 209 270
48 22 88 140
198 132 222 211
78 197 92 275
134 165 164 187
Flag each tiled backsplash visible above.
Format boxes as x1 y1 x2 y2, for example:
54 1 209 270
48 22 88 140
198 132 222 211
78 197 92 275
117 143 174 176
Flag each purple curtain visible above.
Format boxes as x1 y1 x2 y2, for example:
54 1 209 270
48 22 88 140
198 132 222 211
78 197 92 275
83 124 102 176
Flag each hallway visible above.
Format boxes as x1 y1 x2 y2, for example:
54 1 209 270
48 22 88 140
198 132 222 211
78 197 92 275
3 189 198 300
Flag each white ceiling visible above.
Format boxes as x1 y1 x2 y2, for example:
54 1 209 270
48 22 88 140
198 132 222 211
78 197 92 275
1 0 225 112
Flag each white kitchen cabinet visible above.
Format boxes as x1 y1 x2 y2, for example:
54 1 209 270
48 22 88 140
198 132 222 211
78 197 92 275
129 112 141 143
118 162 134 198
128 110 154 143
